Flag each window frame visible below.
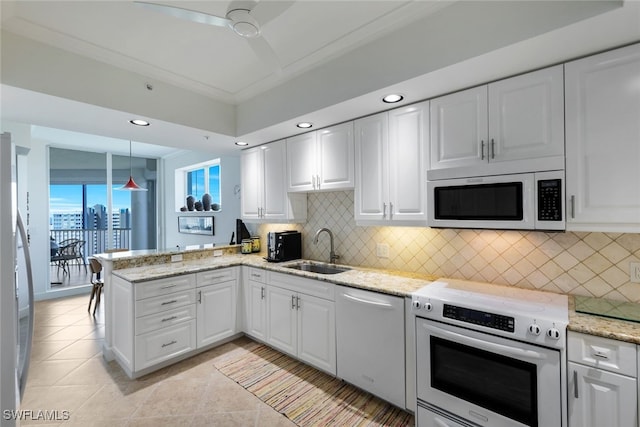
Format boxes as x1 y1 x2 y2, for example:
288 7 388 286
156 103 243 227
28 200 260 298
175 159 221 212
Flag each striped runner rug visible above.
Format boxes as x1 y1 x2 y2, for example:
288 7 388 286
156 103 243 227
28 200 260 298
214 342 414 426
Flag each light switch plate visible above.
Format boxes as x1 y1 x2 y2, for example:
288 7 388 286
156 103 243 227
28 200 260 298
213 249 223 257
376 243 389 258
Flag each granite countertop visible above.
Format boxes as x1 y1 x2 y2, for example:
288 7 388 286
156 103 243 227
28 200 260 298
112 254 436 297
110 253 640 345
568 296 640 345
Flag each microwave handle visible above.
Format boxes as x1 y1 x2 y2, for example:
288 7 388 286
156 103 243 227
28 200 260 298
423 323 549 360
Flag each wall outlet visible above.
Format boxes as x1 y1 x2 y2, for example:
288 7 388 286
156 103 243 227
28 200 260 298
630 262 640 283
376 243 389 258
171 254 183 263
213 249 223 257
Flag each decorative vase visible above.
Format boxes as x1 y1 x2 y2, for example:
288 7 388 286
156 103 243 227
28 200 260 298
212 203 220 211
202 193 212 211
186 196 195 211
194 201 203 211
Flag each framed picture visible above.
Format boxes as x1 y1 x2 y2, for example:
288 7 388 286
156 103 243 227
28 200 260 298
178 216 214 235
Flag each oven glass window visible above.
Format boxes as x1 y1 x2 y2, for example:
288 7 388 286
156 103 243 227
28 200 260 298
434 182 523 220
431 336 538 427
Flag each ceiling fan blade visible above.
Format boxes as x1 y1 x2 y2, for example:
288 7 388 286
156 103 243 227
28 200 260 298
251 1 294 26
247 36 282 74
134 1 230 27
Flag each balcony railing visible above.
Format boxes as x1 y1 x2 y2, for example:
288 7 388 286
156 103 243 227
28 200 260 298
50 228 131 261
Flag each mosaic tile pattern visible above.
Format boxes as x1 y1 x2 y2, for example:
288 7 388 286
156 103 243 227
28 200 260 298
256 191 640 303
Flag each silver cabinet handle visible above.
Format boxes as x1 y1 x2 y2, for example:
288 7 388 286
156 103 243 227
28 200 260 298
570 195 575 219
389 202 394 219
573 370 579 398
161 299 178 306
160 284 177 290
592 351 610 360
197 290 202 304
261 286 265 300
481 140 485 160
161 340 177 348
316 174 321 190
382 203 387 219
251 273 262 279
291 294 296 309
491 138 496 159
296 296 301 310
161 315 178 323
312 175 316 190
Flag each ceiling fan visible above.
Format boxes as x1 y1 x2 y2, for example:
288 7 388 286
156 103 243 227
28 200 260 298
134 0 291 71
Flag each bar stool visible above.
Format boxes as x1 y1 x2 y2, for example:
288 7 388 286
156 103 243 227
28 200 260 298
87 257 104 315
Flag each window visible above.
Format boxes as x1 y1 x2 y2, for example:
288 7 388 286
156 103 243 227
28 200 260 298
177 160 221 211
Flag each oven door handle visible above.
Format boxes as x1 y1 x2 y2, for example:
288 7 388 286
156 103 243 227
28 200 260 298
424 323 549 360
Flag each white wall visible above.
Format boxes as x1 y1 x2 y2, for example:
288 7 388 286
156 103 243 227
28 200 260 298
161 151 241 249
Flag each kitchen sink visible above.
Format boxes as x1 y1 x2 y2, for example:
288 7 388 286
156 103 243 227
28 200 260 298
285 261 350 275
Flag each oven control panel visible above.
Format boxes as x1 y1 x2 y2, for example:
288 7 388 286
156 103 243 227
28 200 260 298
443 304 514 333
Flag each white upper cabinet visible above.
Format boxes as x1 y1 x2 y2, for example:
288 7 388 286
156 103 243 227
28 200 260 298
429 65 564 180
355 101 429 225
241 140 307 223
565 43 640 232
287 122 355 192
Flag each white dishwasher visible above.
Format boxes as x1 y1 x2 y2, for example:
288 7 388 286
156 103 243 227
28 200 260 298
335 285 405 408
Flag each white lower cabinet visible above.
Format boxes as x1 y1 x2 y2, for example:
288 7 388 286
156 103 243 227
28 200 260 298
568 331 638 427
265 271 336 375
111 268 239 378
335 286 405 408
243 267 267 341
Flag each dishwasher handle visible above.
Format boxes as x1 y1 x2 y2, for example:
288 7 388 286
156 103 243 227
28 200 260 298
341 292 394 309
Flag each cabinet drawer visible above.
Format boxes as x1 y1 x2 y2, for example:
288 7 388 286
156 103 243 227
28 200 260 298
135 289 196 317
135 320 196 371
135 304 196 335
246 267 266 283
268 271 334 301
135 275 195 300
568 331 637 377
196 268 237 287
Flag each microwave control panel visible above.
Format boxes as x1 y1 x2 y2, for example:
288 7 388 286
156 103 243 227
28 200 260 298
537 179 562 221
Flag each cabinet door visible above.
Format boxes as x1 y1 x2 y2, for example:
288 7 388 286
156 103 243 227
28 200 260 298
245 280 267 341
262 140 289 219
196 281 237 348
565 43 640 232
488 65 564 165
317 122 355 191
240 147 263 219
287 132 317 192
266 285 297 356
568 362 637 427
429 86 488 171
388 101 429 223
354 112 388 221
297 294 336 375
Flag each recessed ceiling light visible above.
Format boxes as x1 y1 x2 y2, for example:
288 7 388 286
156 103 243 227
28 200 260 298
296 122 313 129
235 141 249 146
129 119 150 126
382 94 404 104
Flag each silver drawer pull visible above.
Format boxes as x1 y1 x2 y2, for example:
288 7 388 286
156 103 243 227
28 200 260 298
161 299 178 306
160 284 177 289
208 275 226 280
592 351 609 360
573 370 579 398
161 340 177 348
251 273 262 278
161 316 178 322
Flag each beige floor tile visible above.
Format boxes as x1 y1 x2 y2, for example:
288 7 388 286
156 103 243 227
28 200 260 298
32 326 67 341
45 325 98 341
55 357 128 386
132 377 211 418
191 411 258 427
126 415 194 427
44 313 95 327
256 402 297 427
30 340 75 361
72 382 156 420
21 384 102 418
47 339 103 360
198 371 263 414
26 359 87 387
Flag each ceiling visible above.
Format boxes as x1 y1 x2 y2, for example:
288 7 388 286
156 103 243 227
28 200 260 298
0 0 636 158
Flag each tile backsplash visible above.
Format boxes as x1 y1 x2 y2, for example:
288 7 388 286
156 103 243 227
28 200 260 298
255 191 640 303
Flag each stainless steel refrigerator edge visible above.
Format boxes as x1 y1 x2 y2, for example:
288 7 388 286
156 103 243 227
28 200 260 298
1 132 35 426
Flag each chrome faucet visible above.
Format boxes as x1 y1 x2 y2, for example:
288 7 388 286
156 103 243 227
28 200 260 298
313 227 339 264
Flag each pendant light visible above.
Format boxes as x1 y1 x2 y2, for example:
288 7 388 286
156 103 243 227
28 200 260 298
118 140 147 191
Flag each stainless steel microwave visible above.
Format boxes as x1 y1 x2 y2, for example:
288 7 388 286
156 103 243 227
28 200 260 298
427 171 565 231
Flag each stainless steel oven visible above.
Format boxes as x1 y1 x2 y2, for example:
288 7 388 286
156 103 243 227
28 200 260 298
412 279 568 427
